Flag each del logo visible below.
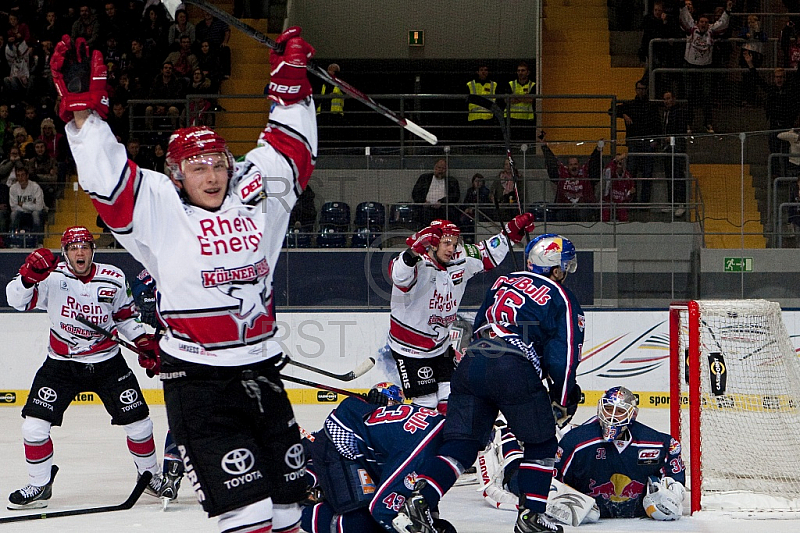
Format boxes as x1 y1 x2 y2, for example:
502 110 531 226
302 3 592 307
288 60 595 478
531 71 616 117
638 449 660 460
317 391 338 402
450 269 464 285
97 287 117 301
238 173 263 201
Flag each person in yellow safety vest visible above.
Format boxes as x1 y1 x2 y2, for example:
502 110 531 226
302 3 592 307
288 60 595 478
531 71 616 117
316 63 345 142
467 64 496 122
316 63 345 116
507 61 536 143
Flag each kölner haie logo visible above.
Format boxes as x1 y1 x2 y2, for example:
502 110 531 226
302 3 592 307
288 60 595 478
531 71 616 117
317 390 338 402
0 392 17 403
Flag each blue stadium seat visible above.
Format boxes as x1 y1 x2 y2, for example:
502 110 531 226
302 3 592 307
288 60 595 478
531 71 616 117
351 226 381 248
317 226 347 248
389 204 416 231
319 202 351 230
355 202 386 229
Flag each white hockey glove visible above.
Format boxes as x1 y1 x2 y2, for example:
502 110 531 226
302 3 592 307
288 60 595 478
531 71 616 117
643 476 685 521
545 479 600 526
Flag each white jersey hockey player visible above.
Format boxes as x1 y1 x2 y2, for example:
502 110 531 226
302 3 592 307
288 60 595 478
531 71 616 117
52 27 317 533
5 227 162 509
388 214 536 411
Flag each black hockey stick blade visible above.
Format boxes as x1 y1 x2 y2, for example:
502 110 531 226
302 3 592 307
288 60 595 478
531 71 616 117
280 374 367 401
0 472 151 523
163 0 437 145
286 357 375 382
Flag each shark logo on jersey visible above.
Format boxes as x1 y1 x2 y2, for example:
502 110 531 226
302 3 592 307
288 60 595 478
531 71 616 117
219 277 269 330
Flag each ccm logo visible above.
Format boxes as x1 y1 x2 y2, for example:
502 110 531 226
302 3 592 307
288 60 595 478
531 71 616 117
638 449 660 460
269 82 301 94
239 175 263 199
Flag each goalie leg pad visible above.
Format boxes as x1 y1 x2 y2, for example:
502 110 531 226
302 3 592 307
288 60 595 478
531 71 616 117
545 479 600 526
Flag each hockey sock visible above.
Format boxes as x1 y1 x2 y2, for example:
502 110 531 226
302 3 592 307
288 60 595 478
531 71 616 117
21 417 54 486
123 418 159 474
218 497 273 533
419 439 482 504
518 437 558 513
273 503 301 533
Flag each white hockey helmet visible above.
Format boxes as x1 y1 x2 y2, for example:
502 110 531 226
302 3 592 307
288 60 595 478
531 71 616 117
525 234 577 276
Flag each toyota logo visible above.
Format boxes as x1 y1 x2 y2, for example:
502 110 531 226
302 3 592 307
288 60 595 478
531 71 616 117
222 448 255 475
417 366 433 380
284 444 305 470
38 387 57 403
119 389 138 404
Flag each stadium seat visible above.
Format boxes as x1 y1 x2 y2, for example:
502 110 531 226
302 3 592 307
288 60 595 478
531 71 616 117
388 204 417 231
319 202 351 230
355 202 386 229
317 225 347 247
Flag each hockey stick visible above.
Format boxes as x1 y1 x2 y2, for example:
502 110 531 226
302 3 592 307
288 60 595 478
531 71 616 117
0 472 151 523
163 0 437 145
74 315 157 377
286 357 375 382
280 374 367 400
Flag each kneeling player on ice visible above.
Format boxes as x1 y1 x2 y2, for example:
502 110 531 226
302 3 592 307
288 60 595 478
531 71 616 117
554 386 685 521
4 227 163 509
52 25 317 533
387 214 536 413
300 383 456 533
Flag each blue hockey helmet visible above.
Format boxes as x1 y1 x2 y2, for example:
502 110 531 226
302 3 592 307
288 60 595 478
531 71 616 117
524 234 577 276
367 382 405 406
597 386 639 441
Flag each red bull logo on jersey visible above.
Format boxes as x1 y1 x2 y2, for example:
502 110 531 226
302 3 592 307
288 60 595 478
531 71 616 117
588 474 645 503
202 258 270 288
669 438 681 455
403 472 419 491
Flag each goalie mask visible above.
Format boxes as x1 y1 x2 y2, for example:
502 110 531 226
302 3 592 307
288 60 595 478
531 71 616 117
597 386 638 441
61 226 95 276
525 234 577 276
166 126 235 181
367 382 404 406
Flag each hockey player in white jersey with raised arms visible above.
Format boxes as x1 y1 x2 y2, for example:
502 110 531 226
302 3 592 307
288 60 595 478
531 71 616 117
5 227 163 509
51 26 317 533
388 214 536 412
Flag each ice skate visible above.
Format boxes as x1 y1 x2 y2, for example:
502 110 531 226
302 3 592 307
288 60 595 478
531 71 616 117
142 470 165 498
160 460 183 509
392 480 436 533
8 465 59 510
514 508 564 533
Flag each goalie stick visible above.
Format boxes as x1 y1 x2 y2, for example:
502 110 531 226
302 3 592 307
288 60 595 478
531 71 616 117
76 315 375 383
280 374 367 400
162 0 437 145
0 472 151 524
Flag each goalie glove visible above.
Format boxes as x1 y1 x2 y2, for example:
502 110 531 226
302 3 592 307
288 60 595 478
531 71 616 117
51 35 109 122
643 476 684 521
19 248 58 286
268 27 315 106
550 383 581 429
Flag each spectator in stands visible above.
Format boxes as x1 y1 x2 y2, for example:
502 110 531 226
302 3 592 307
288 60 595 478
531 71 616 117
21 105 41 140
145 61 184 131
679 0 732 134
150 140 166 173
195 12 231 79
315 63 345 138
601 152 636 222
0 35 9 84
109 69 134 104
9 163 45 234
745 49 800 179
126 137 151 169
30 38 55 104
71 4 100 50
186 68 213 127
165 35 199 86
780 21 800 69
3 35 31 102
289 184 317 232
639 1 681 94
738 14 767 106
37 118 64 162
168 8 195 51
13 127 35 159
412 158 461 228
660 90 689 216
460 172 492 241
101 1 130 52
123 37 155 94
27 139 59 208
542 138 601 222
617 80 660 203
6 12 32 47
140 4 169 55
492 159 518 222
777 126 800 178
0 104 16 156
1 146 23 186
506 61 536 142
0 179 9 234
466 63 497 138
102 34 124 75
38 10 65 47
107 100 131 144
196 39 222 91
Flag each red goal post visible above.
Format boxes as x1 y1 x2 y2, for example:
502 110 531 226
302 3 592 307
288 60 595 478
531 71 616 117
669 300 800 515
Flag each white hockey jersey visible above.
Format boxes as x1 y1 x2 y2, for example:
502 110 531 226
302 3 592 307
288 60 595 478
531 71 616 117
5 262 145 363
66 101 317 367
388 234 512 358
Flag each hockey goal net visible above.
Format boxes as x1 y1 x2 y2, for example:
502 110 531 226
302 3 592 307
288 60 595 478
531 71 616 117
669 300 800 514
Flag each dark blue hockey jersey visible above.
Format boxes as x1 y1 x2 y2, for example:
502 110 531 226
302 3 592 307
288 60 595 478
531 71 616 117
473 271 584 406
554 418 686 518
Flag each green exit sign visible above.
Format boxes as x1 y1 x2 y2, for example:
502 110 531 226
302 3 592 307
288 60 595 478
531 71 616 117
724 257 753 272
408 30 424 46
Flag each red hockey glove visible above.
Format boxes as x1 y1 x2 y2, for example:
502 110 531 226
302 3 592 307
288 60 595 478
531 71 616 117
135 334 161 377
268 26 315 106
504 212 536 244
51 35 109 123
406 226 442 255
19 248 58 286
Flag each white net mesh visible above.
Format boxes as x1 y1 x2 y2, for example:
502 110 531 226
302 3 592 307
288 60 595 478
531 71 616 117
674 300 800 510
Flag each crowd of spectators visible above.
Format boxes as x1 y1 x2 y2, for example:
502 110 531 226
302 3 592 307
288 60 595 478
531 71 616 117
0 1 231 245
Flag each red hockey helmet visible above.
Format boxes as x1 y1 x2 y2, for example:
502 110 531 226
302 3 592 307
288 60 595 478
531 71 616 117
430 219 460 237
61 226 95 250
166 126 234 180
